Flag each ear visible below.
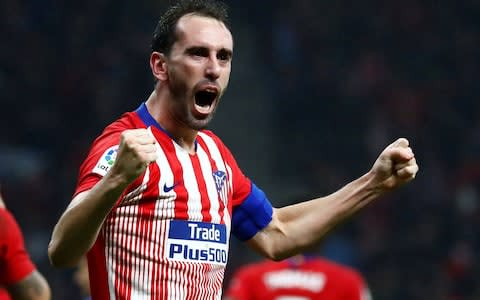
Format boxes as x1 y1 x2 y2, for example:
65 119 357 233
150 52 168 81
0 193 5 208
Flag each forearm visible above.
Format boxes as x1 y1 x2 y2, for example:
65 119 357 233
48 173 129 267
251 171 382 260
8 270 51 300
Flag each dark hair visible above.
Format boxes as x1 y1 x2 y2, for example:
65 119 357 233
151 0 230 55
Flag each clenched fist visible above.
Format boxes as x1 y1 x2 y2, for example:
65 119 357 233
110 128 158 183
370 138 419 191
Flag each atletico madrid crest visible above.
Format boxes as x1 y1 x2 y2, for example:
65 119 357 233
212 170 228 205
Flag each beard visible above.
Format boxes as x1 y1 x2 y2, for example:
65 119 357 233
168 73 218 131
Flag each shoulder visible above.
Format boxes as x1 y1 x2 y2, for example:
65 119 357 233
197 130 235 158
6 270 51 300
86 112 142 160
313 258 366 284
95 111 142 143
0 208 19 236
0 208 29 255
75 111 142 184
198 130 231 158
198 130 224 146
0 208 12 240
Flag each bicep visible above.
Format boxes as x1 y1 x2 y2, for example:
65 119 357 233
66 190 91 212
7 270 51 300
246 201 322 261
244 209 289 260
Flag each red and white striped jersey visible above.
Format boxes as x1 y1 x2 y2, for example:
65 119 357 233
74 104 253 299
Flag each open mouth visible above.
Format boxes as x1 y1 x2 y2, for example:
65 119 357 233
194 89 218 114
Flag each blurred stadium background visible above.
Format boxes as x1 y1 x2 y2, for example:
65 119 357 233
1 0 479 298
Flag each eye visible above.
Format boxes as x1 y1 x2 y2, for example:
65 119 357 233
217 49 232 62
187 47 209 57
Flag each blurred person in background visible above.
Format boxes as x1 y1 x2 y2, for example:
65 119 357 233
48 0 419 299
72 257 91 300
0 192 51 300
224 253 372 300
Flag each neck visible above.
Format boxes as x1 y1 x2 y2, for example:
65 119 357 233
145 90 198 154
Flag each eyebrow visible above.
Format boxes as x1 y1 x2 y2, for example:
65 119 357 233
185 46 233 57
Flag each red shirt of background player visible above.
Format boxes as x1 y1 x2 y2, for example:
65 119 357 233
0 208 36 300
225 255 372 300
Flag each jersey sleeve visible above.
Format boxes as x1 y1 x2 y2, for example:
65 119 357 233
73 117 134 197
0 209 36 286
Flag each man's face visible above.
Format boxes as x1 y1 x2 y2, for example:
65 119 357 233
166 14 233 130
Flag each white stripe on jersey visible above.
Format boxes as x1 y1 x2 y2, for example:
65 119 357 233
173 144 203 221
134 168 151 299
106 178 148 298
225 164 233 192
196 144 222 223
223 164 233 227
151 127 177 203
197 133 227 176
197 132 231 223
159 220 170 299
152 134 177 298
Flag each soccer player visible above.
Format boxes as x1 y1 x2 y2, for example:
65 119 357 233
48 0 419 299
224 254 372 300
0 192 51 300
72 257 91 300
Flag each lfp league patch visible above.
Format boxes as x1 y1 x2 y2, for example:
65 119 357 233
166 220 228 266
92 145 119 176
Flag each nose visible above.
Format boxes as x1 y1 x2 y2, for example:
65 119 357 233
205 56 221 81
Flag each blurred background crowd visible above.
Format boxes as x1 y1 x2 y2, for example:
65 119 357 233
1 0 479 299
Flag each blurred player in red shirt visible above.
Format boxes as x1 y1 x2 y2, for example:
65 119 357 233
224 254 372 300
0 192 51 300
72 256 91 300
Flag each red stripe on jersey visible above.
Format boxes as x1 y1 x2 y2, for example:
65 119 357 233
154 129 189 220
204 131 248 205
138 165 160 299
87 236 110 300
158 220 168 299
196 137 226 223
116 204 130 299
142 163 161 209
113 204 123 299
145 163 161 298
189 154 212 222
185 263 195 299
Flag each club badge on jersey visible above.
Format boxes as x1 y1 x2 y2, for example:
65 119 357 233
213 170 228 206
166 220 228 266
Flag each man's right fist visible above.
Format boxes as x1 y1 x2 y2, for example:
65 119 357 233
370 138 419 191
111 128 158 183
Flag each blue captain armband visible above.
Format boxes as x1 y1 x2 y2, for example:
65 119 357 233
232 183 273 241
